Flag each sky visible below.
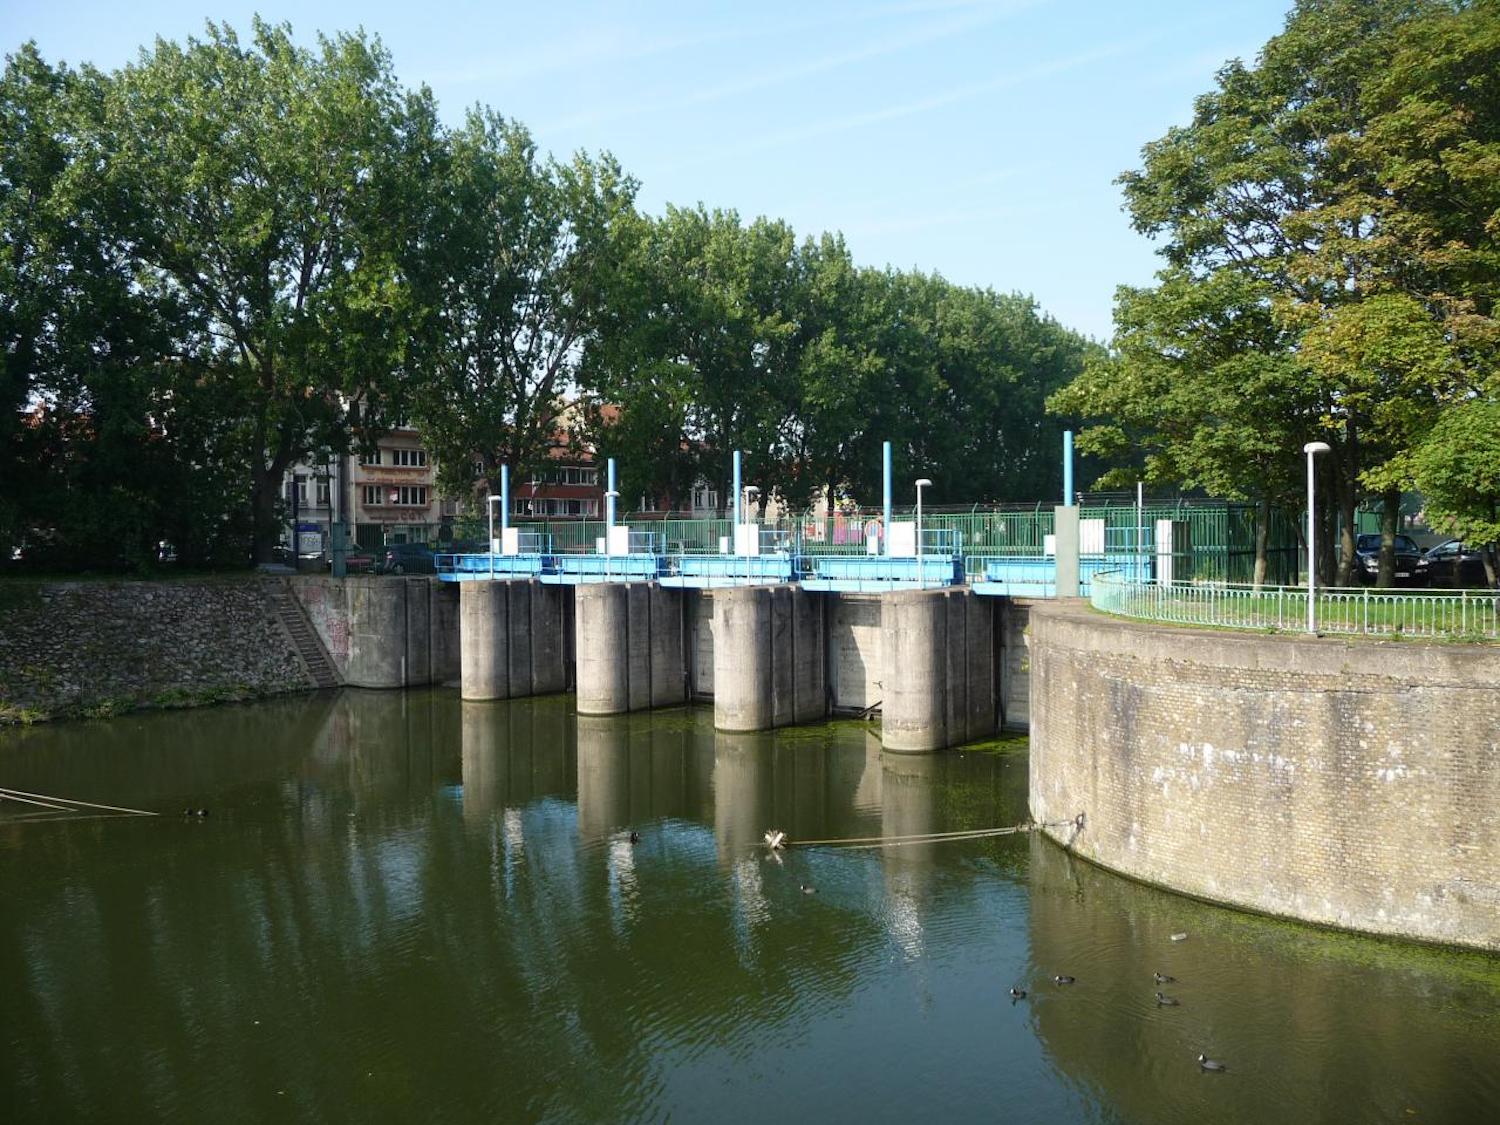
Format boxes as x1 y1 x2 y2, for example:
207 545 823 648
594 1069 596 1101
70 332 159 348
3 0 1295 341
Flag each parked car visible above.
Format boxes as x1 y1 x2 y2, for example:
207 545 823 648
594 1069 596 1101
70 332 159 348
1422 539 1495 588
325 547 377 573
376 542 436 575
1354 533 1430 585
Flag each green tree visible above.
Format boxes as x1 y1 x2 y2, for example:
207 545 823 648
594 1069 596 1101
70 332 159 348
1050 269 1311 585
586 206 800 516
87 19 436 563
1057 0 1479 586
405 111 639 499
1411 398 1500 584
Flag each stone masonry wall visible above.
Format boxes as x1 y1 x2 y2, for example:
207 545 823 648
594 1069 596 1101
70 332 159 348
1029 601 1500 951
0 578 315 723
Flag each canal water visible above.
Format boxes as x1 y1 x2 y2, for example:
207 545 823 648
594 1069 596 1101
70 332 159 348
2 690 1497 1123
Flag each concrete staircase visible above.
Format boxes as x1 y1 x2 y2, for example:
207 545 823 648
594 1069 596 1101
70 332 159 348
273 587 340 690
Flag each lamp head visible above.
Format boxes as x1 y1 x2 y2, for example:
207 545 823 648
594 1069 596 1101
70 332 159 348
745 485 760 496
1303 441 1331 455
915 478 933 489
604 489 620 499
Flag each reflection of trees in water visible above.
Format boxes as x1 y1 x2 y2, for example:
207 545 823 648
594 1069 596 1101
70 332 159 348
3 696 1050 1121
1025 836 1500 1124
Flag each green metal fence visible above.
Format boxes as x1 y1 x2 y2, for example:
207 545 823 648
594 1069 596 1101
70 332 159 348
1091 570 1500 641
358 499 1299 580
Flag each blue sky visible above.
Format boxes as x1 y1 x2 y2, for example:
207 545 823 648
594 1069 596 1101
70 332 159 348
4 0 1293 341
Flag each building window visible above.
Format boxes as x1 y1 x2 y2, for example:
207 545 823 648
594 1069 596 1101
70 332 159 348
316 480 331 505
391 448 428 467
360 450 382 467
363 485 429 507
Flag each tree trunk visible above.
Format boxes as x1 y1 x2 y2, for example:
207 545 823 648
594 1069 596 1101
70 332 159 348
250 460 280 565
1376 486 1400 588
250 435 298 565
1335 461 1357 588
1253 495 1269 590
1317 496 1334 588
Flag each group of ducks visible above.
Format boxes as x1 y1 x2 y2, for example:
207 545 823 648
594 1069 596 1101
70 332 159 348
180 807 210 818
1007 938 1229 1074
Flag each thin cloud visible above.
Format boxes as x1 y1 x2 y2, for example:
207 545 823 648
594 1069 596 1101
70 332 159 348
436 0 1045 90
666 33 1165 171
546 0 1044 133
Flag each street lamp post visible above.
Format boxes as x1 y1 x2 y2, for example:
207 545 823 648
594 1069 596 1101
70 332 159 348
742 485 759 587
486 495 500 553
915 478 932 587
603 489 620 584
486 494 502 579
1303 441 1331 633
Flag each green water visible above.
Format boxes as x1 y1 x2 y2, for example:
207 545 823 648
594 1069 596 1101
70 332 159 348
2 690 1496 1123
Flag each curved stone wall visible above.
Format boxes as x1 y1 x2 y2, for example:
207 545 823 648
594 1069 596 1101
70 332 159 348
1028 602 1500 951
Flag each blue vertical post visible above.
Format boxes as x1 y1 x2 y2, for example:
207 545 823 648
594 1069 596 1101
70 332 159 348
732 450 742 532
882 440 893 555
1063 430 1075 507
500 464 510 532
606 457 617 533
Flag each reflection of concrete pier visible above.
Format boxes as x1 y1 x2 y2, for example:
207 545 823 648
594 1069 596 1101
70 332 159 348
575 714 634 843
460 698 576 819
712 731 775 863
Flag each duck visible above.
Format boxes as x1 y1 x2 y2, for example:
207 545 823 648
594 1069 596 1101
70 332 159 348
1198 1054 1228 1072
1008 987 1027 999
1170 932 1188 942
1154 972 1176 984
1155 992 1180 1006
1053 974 1076 985
196 808 209 818
628 831 640 844
799 884 817 895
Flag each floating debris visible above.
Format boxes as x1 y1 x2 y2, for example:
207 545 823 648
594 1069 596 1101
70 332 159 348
1170 932 1189 942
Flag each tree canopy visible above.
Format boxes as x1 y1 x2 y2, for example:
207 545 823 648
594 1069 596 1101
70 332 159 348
1052 0 1500 586
3 19 1092 568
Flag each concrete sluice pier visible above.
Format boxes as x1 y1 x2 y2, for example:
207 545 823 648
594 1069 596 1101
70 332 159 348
458 579 1029 751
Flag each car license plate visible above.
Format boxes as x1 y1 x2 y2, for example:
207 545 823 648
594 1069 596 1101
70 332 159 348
1397 571 1410 578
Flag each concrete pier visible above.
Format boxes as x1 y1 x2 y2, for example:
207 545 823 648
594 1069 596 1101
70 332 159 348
712 585 826 732
575 583 687 716
460 580 572 701
447 575 1019 753
880 588 997 752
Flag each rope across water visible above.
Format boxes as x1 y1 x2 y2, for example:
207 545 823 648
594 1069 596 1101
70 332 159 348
763 815 1081 851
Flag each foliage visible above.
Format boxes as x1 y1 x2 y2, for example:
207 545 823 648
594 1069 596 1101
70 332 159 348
404 111 638 497
1052 0 1500 586
588 212 1092 514
1411 398 1500 548
89 19 437 562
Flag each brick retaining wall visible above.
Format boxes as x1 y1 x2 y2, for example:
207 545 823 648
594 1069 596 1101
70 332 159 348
1029 601 1500 950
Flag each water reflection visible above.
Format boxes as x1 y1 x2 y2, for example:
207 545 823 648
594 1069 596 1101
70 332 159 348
2 692 1495 1123
1025 836 1500 1123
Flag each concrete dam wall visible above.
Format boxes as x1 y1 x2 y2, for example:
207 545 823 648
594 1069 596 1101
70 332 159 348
1028 601 1500 952
458 581 1033 752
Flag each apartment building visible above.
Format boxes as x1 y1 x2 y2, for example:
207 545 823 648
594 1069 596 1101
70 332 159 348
281 424 453 556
